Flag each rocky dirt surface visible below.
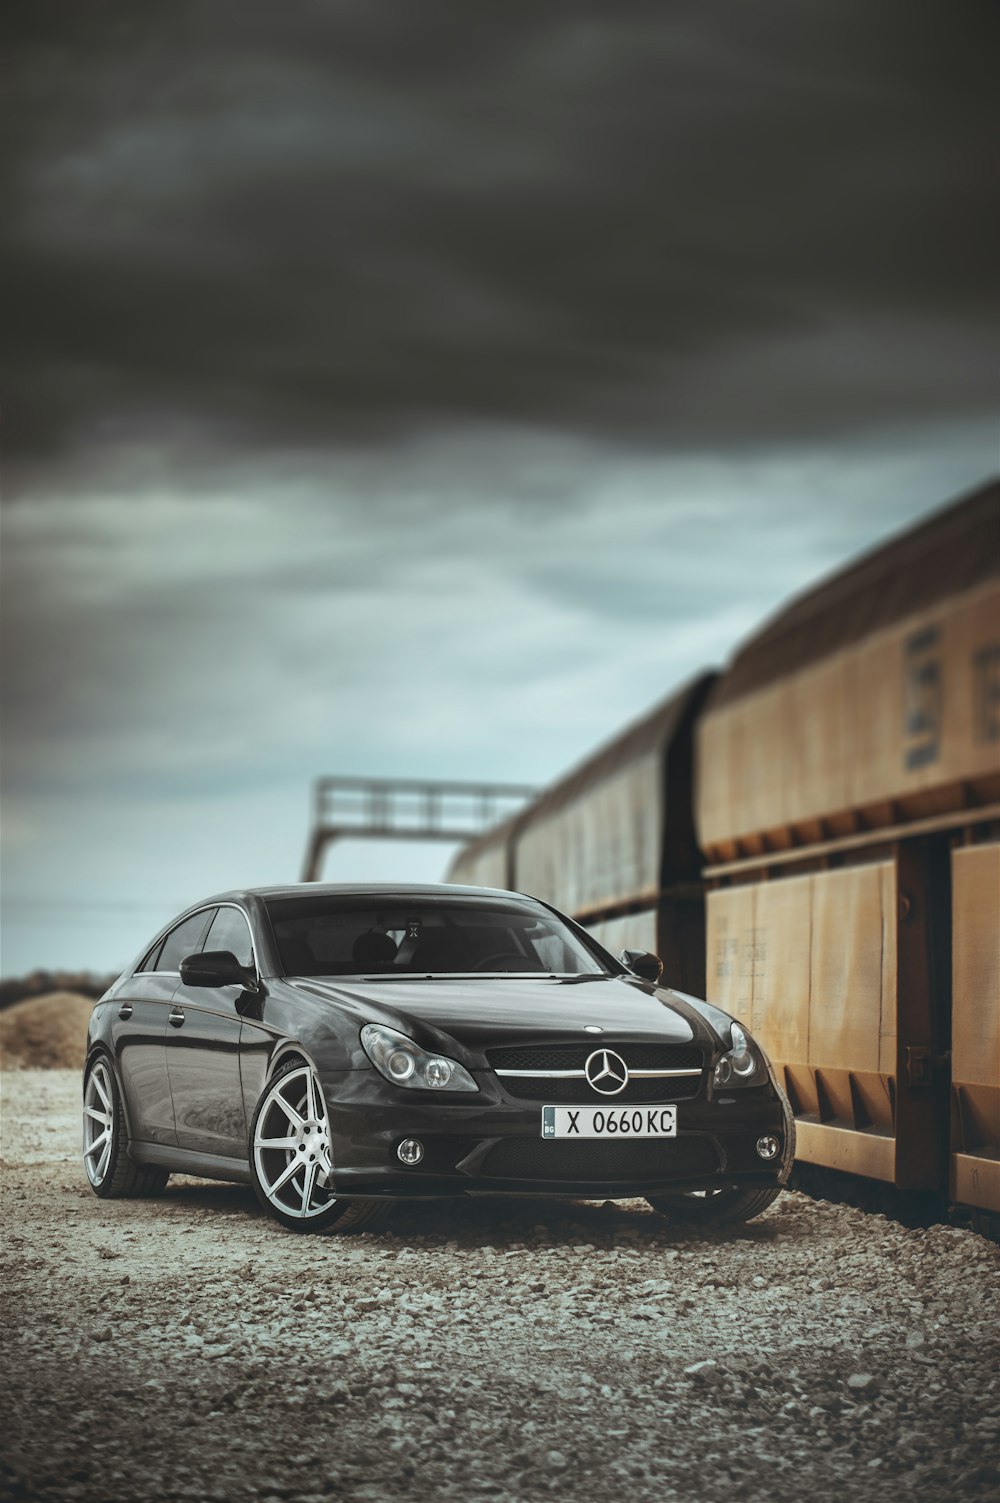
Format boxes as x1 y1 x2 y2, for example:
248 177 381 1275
2 1070 998 1503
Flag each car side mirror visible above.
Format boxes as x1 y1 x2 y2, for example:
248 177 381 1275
180 949 257 991
620 949 663 984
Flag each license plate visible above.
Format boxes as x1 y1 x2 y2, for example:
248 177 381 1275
541 1105 677 1139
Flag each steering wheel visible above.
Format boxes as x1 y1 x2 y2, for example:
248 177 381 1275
471 952 528 972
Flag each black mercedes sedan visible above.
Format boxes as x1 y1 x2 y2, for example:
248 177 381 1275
84 883 793 1233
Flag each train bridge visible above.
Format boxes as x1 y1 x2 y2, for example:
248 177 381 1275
300 776 538 882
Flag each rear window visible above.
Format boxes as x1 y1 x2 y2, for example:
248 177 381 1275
265 897 606 978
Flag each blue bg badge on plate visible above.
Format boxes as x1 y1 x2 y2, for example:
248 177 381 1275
542 1106 556 1138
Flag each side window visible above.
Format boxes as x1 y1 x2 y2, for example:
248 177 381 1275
137 936 166 973
158 910 215 972
203 905 254 970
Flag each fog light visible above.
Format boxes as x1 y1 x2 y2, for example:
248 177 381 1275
397 1138 424 1166
756 1134 780 1161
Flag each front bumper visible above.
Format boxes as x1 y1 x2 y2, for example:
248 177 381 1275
318 1067 789 1200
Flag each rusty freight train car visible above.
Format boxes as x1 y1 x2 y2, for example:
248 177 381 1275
699 483 1000 1219
449 673 714 998
446 481 1000 1220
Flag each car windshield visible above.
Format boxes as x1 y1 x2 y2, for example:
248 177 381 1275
265 896 608 978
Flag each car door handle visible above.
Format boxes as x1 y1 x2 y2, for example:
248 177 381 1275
118 1003 134 1020
168 1008 186 1028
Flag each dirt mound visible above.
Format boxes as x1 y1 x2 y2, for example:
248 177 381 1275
0 991 96 1071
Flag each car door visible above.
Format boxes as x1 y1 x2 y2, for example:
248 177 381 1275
112 912 213 1146
166 903 258 1159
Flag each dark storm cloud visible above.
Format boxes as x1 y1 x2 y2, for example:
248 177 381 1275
4 0 997 489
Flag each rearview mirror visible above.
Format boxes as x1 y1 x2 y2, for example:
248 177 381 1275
620 949 663 984
180 949 257 990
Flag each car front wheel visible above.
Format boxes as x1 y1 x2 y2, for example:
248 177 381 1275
249 1059 389 1234
646 1184 782 1226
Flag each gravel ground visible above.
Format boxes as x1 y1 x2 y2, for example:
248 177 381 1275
2 1070 998 1503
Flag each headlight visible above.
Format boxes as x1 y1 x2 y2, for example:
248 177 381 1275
361 1024 478 1093
713 1022 768 1088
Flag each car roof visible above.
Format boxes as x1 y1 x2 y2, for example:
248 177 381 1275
205 882 542 905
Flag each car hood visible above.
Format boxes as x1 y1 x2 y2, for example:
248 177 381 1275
287 973 726 1063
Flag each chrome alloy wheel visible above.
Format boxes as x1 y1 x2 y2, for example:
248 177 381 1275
83 1058 116 1186
253 1065 335 1220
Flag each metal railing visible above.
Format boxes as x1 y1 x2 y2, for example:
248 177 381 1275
301 776 537 880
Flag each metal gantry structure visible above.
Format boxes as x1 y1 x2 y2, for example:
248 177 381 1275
301 776 538 882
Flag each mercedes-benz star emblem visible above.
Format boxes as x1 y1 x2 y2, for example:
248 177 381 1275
584 1048 629 1095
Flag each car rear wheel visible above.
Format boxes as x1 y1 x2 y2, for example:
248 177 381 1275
249 1059 390 1234
646 1184 782 1226
83 1056 170 1199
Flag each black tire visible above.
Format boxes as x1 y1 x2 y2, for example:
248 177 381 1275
649 1083 795 1226
248 1058 391 1235
83 1055 170 1200
646 1184 783 1226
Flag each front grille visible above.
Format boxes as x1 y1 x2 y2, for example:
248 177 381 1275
498 1075 700 1103
487 1041 704 1103
482 1136 719 1182
487 1043 701 1073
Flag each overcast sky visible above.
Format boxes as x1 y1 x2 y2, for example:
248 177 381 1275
2 1 997 974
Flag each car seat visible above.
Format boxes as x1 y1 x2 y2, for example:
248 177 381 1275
280 937 317 976
351 930 399 968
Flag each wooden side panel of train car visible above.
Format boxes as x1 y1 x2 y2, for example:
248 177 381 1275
516 749 663 915
698 577 1000 860
511 676 712 994
446 834 511 890
587 909 659 960
951 842 1000 1213
583 901 705 991
700 489 999 1197
707 865 906 1183
445 811 524 891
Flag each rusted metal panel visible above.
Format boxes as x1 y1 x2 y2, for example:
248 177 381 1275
707 861 905 1182
583 899 705 995
518 746 663 913
708 845 958 1190
516 674 714 917
708 481 999 707
587 909 659 960
444 810 526 891
704 801 1000 879
444 837 510 890
953 1155 1000 1214
793 1122 896 1182
706 881 757 1022
698 484 1000 858
810 863 898 1079
950 841 1000 1212
750 874 813 1067
445 677 712 995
